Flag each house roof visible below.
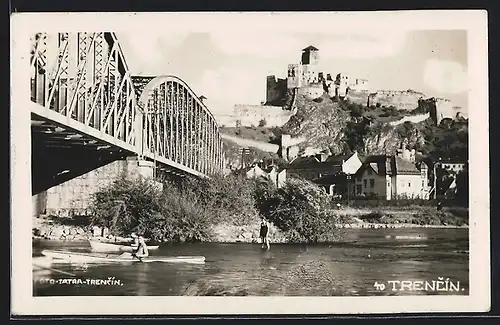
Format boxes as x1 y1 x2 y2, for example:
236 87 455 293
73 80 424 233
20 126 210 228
357 155 421 176
288 153 356 174
289 156 320 167
358 155 391 176
324 154 350 165
312 174 344 185
394 156 421 175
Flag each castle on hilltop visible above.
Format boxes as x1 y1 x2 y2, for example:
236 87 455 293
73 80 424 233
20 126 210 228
266 45 372 104
264 45 460 125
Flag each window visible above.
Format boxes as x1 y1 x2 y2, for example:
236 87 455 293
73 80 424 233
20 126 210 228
363 179 367 188
408 182 411 187
356 185 362 194
370 179 375 188
422 180 424 187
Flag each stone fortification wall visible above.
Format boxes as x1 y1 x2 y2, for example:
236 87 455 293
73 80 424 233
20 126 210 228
389 113 431 126
418 97 456 125
231 104 295 128
297 84 324 100
368 90 425 110
345 89 370 106
266 75 288 106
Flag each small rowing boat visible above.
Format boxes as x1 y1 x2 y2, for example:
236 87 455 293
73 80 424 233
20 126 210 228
41 249 206 264
88 240 160 253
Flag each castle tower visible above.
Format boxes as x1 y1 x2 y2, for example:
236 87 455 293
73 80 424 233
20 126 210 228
335 73 349 97
287 64 302 89
301 46 319 65
300 46 319 86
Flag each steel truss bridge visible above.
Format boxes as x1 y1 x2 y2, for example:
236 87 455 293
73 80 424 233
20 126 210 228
30 32 224 179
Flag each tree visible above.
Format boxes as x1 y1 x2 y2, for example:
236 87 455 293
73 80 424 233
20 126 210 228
254 177 341 243
455 167 469 206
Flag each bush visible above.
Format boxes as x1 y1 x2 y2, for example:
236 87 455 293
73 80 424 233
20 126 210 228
89 175 166 242
183 173 260 226
254 177 341 243
89 173 260 243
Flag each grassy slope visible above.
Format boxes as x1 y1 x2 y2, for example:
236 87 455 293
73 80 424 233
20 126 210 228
220 126 278 144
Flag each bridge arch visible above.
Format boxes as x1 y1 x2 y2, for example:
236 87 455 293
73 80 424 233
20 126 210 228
136 75 224 176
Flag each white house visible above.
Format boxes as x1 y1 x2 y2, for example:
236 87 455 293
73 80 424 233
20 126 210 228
245 165 287 188
354 149 430 200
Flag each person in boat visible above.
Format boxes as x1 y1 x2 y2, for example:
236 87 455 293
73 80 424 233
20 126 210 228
130 233 139 246
259 217 270 250
131 233 149 258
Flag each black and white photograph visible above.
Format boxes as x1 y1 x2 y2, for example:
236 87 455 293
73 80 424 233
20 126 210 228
11 11 489 315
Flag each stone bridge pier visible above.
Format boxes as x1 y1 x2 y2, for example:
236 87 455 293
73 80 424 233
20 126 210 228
32 156 159 218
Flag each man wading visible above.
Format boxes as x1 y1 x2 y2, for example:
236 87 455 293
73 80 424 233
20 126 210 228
131 233 149 259
260 218 270 250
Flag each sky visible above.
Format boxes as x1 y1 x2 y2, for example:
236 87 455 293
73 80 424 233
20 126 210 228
116 29 468 116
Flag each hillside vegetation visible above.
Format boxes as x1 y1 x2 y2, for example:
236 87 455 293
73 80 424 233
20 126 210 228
220 94 468 163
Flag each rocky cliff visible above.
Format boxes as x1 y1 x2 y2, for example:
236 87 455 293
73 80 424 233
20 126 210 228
280 94 427 156
362 122 426 155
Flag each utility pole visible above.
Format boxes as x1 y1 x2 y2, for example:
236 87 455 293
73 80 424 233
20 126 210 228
433 158 442 200
347 174 351 207
239 147 250 169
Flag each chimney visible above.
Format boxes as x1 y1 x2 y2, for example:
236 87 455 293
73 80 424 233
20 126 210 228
410 149 416 163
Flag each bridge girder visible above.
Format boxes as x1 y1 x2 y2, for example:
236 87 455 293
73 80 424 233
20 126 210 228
31 32 139 148
135 75 224 176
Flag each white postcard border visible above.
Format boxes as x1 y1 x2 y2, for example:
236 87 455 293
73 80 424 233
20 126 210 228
11 10 490 315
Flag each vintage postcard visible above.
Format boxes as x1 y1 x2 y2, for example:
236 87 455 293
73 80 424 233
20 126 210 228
11 11 490 316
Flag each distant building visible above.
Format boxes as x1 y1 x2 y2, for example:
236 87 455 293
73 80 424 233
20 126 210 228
288 152 363 181
432 159 468 200
439 161 466 174
243 164 287 188
310 152 363 197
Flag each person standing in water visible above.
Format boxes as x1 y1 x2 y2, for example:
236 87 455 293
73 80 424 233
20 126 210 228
130 233 149 258
260 218 270 250
135 234 149 258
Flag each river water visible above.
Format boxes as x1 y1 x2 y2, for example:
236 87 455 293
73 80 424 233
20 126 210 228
33 227 469 296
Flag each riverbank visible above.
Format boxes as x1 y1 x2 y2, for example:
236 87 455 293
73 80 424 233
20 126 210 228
32 204 469 243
